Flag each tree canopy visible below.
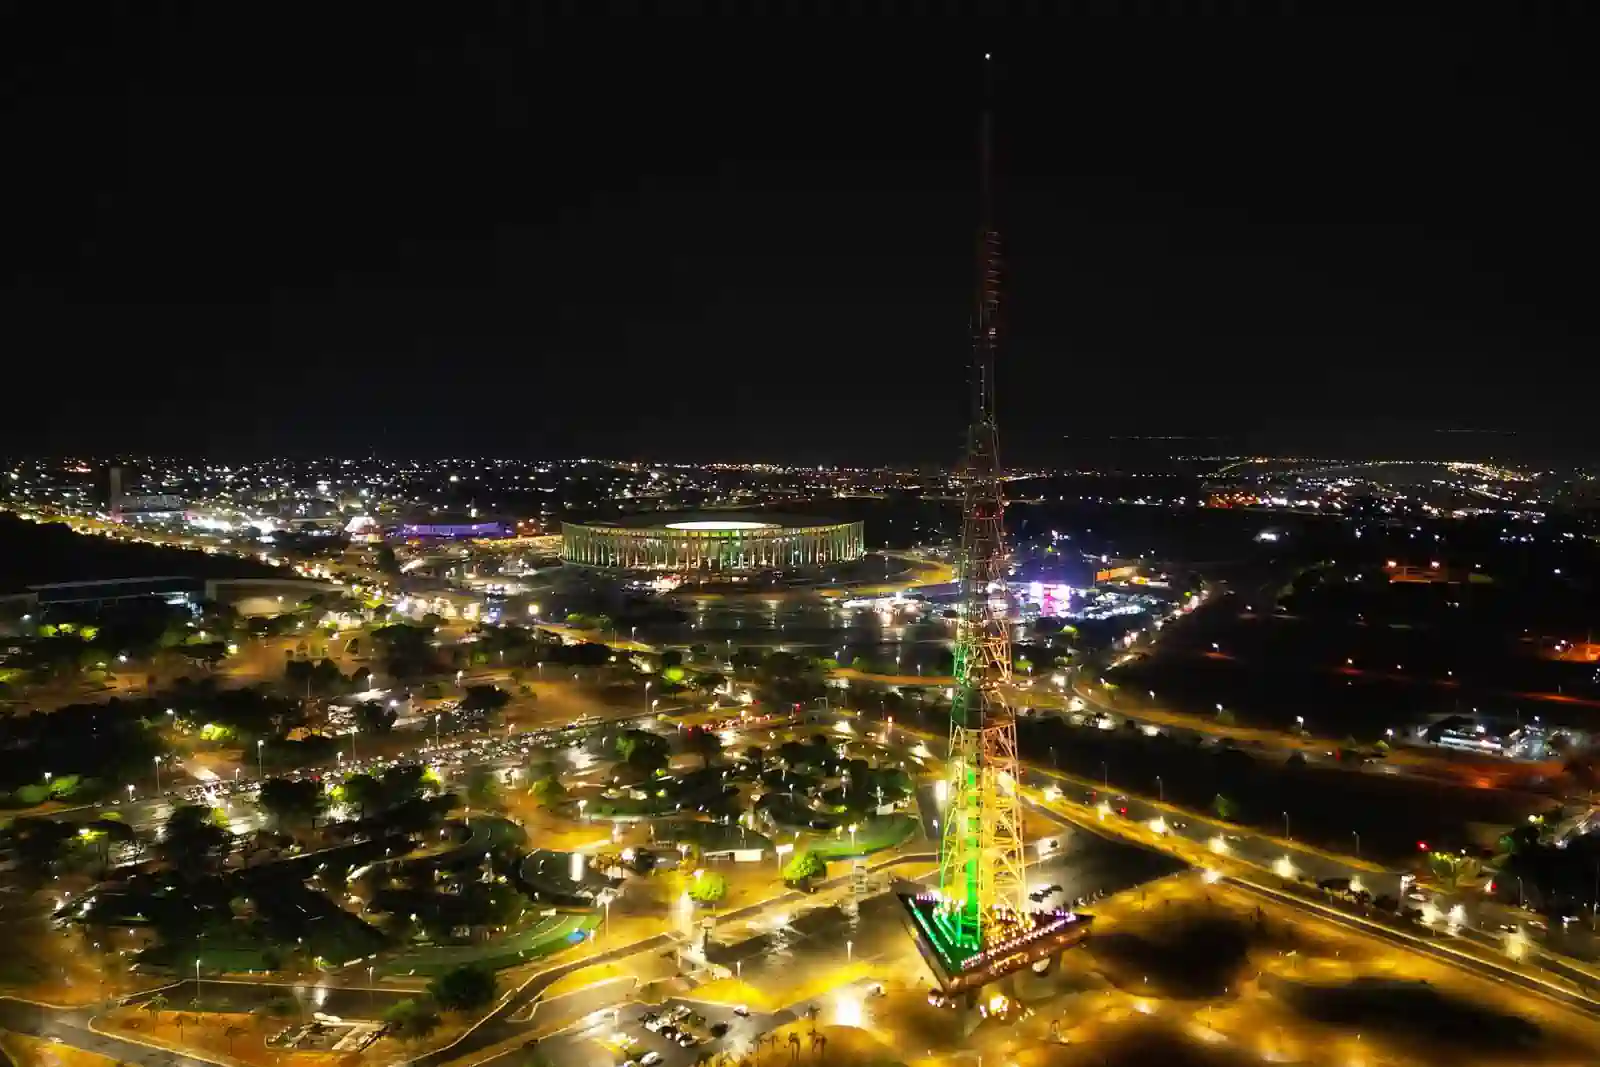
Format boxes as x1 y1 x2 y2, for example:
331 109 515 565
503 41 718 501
428 963 498 1012
783 850 827 882
257 777 327 828
687 871 728 904
158 804 232 870
383 997 440 1040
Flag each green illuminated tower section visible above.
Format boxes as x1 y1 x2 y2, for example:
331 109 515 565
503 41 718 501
935 56 1028 953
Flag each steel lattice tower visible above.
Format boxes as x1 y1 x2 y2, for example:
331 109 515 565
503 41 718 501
936 55 1028 954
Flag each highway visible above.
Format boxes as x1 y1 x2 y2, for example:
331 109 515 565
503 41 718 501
851 706 1600 1006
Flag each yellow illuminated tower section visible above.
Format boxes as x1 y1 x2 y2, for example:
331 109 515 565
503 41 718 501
935 53 1028 954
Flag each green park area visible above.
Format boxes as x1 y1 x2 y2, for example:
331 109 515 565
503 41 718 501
801 814 917 861
657 818 775 854
378 911 599 977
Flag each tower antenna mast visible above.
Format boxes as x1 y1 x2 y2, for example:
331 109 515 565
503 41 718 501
936 51 1028 952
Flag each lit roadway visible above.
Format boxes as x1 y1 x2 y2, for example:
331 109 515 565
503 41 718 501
848 706 1600 1012
5 704 1180 1067
13 703 1600 1067
23 514 1600 1038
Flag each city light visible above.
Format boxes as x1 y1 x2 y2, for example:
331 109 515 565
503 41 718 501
833 992 862 1027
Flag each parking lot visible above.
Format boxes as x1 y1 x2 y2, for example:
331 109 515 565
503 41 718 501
535 997 792 1067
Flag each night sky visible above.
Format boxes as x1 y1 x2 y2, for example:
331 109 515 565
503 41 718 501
5 8 1597 465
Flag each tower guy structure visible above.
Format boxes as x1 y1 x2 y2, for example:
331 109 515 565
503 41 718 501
934 56 1028 952
902 56 1093 1002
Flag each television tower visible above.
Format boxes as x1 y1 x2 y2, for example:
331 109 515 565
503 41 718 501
936 53 1028 953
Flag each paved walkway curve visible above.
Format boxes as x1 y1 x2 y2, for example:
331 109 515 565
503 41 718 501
405 850 938 1067
0 995 226 1067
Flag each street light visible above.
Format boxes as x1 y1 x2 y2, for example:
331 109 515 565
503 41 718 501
1351 830 1360 857
644 681 652 712
153 756 162 794
1282 811 1291 840
1155 776 1164 804
256 739 265 778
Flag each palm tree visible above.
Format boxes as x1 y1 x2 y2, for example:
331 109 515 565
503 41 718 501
811 1033 827 1060
224 1024 245 1054
141 993 168 1021
787 1032 801 1063
174 1012 194 1041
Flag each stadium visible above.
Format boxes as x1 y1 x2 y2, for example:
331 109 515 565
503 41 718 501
560 513 864 572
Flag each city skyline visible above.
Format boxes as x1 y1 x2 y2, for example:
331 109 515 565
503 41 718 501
4 10 1600 1067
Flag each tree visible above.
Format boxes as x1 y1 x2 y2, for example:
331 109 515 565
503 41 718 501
383 997 440 1040
730 647 765 671
9 817 77 877
685 727 723 769
614 731 642 762
464 766 500 808
531 775 566 806
783 850 826 883
343 774 386 818
257 777 327 829
376 544 401 575
181 642 230 672
428 964 498 1012
1427 852 1481 889
309 658 344 694
693 671 726 694
460 685 511 720
744 745 765 768
355 701 398 734
157 805 231 870
372 623 438 679
687 871 728 904
223 1024 245 1054
627 742 669 779
284 658 314 692
1211 793 1238 822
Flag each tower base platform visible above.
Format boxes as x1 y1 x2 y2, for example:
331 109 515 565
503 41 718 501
897 888 1093 998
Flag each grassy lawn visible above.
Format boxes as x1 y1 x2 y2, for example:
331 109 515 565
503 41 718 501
657 819 774 853
804 814 917 860
136 924 284 975
377 912 599 976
